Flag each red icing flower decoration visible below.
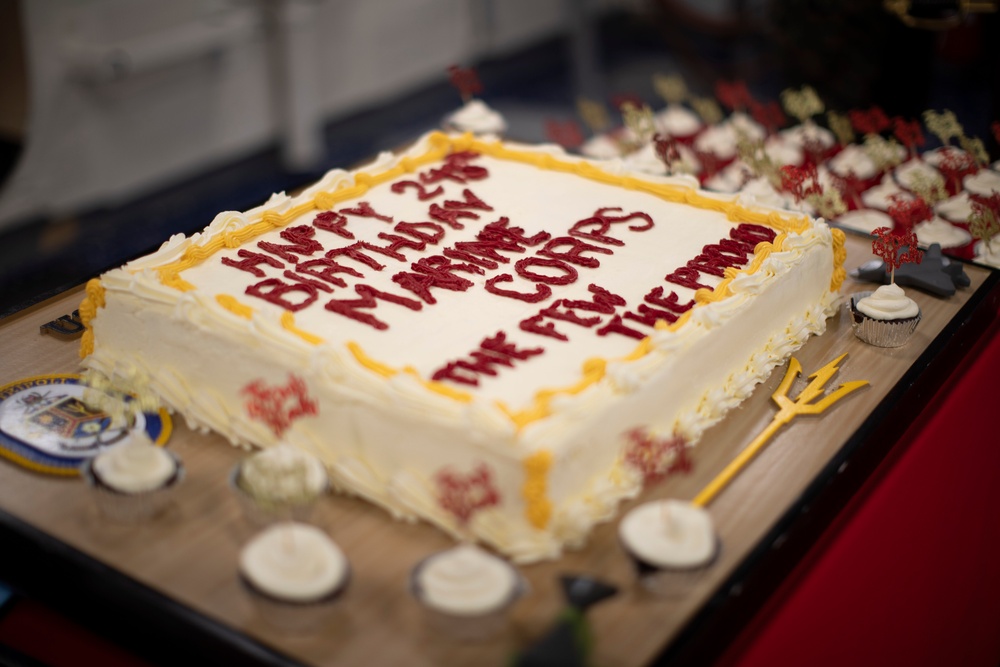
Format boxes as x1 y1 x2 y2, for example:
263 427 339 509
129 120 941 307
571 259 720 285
448 65 483 101
544 119 584 149
435 463 501 526
622 429 691 485
871 225 922 277
242 374 318 437
887 194 933 231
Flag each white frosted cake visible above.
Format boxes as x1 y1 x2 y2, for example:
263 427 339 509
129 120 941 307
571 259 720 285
79 131 846 562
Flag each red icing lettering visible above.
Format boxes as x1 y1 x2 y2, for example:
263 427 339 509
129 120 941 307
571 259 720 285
665 265 711 291
623 304 679 327
313 211 354 239
392 258 475 304
485 274 552 303
432 332 543 386
480 331 543 361
596 314 646 340
443 188 493 211
730 223 776 248
539 300 601 327
420 155 488 184
222 249 285 277
515 257 578 286
644 287 694 314
391 180 444 200
323 284 422 330
429 203 479 230
479 217 549 248
257 225 322 264
394 221 445 245
562 284 627 314
283 270 333 293
295 258 363 288
326 243 386 271
340 201 393 223
519 314 568 341
569 207 654 246
538 236 612 268
246 277 318 312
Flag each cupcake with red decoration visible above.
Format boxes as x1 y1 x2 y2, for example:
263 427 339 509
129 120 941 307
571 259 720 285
851 223 923 347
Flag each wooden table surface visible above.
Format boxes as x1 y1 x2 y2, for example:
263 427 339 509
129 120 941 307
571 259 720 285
0 232 995 667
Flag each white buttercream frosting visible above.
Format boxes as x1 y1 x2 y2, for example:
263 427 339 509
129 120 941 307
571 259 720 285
936 191 974 222
240 522 348 602
835 209 893 234
92 434 176 493
964 169 1000 196
444 99 507 136
914 217 972 249
861 174 913 211
238 444 328 504
828 145 877 179
974 237 1000 268
856 284 919 320
619 500 716 568
655 104 702 137
414 545 519 615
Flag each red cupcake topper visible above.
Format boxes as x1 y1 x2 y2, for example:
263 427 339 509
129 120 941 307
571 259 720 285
893 117 925 159
850 106 891 136
750 99 786 135
715 80 752 112
448 65 483 102
871 224 923 284
435 462 501 527
544 118 584 149
779 163 822 202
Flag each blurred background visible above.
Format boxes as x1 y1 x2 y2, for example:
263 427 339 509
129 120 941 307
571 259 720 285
0 0 997 317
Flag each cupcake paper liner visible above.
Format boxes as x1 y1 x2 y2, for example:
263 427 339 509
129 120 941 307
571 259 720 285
229 461 328 528
81 451 184 523
408 551 526 642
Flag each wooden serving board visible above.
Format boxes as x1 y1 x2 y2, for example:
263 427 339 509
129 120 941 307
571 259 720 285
0 234 995 667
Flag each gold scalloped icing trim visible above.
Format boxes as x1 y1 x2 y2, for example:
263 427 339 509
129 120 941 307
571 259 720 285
78 279 106 359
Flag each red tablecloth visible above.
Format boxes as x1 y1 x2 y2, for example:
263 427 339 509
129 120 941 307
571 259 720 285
719 306 1000 667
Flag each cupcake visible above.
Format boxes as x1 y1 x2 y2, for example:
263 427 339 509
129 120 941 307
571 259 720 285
618 499 719 597
409 544 526 641
82 432 182 522
850 284 921 347
239 522 350 633
231 444 329 527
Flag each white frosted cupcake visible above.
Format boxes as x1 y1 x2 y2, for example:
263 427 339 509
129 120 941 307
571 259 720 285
443 99 507 137
850 284 921 347
239 522 350 633
82 433 182 522
619 500 719 597
409 544 525 641
231 444 329 527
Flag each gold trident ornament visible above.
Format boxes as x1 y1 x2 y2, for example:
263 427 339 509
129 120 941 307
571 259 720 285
692 354 868 508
